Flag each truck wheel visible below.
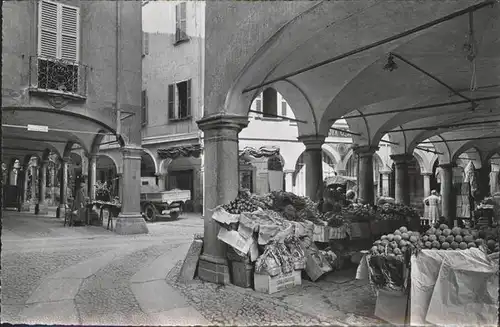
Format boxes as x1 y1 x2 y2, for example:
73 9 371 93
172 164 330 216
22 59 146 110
170 211 179 220
144 204 157 222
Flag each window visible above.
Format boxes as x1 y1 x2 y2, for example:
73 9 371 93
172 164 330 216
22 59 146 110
168 79 192 121
255 93 262 112
142 32 149 56
262 88 278 118
37 0 80 93
141 90 148 126
281 100 287 117
175 2 188 43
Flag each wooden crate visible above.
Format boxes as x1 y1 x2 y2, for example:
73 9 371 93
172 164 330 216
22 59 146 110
254 270 301 294
230 261 254 289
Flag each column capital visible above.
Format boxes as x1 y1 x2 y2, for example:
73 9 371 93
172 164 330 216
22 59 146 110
380 169 392 175
353 145 378 157
298 134 326 150
421 172 433 176
120 145 143 160
390 153 413 164
336 169 347 176
61 156 71 163
155 172 167 177
197 114 249 133
283 169 295 174
88 153 99 160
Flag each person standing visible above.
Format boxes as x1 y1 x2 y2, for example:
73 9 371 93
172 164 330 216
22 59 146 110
424 190 441 225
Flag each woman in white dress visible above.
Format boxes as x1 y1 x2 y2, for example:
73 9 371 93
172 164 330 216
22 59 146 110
424 190 441 225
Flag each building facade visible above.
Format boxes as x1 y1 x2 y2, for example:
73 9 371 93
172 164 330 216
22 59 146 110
131 1 449 216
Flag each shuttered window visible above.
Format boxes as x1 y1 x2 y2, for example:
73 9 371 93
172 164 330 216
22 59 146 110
38 0 80 62
142 32 149 56
255 93 262 112
281 100 287 117
141 90 148 125
168 79 192 121
175 2 187 43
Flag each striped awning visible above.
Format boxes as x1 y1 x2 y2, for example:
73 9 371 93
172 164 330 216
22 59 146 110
157 144 202 160
239 146 280 158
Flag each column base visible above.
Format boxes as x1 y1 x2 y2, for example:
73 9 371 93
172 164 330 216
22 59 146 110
57 204 67 218
114 213 149 235
36 202 49 215
21 202 31 212
197 254 230 285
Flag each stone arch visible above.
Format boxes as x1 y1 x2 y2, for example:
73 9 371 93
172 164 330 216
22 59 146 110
452 145 483 169
90 130 108 155
412 150 427 174
321 145 341 167
97 153 119 173
159 158 172 176
142 148 159 175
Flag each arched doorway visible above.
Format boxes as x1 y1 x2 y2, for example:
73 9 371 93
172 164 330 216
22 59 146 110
167 156 202 212
267 154 284 192
97 155 119 199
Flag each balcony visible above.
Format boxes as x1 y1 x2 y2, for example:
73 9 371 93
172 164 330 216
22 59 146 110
29 56 89 100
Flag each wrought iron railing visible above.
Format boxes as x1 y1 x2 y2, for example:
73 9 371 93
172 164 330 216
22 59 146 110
29 56 89 97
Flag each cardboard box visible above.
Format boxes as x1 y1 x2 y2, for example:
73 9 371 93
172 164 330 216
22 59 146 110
305 250 332 281
254 270 302 294
329 224 348 240
374 288 409 325
313 224 330 242
217 229 253 254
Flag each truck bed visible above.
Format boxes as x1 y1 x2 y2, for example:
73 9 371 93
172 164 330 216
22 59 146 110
140 189 191 204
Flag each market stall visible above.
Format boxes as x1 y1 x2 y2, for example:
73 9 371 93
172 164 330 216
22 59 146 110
211 189 423 293
356 223 499 325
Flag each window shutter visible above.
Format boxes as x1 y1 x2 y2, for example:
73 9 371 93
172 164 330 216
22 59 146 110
141 90 147 125
39 1 58 58
186 79 192 117
142 32 149 56
180 2 187 39
60 5 79 61
175 4 180 41
168 84 175 119
281 101 287 117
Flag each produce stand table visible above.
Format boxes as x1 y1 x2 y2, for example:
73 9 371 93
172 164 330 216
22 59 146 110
93 201 122 230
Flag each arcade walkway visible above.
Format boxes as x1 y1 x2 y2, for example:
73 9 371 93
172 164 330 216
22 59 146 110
1 210 383 326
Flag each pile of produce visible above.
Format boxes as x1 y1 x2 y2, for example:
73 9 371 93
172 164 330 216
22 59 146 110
341 204 376 223
375 203 420 222
369 226 420 261
254 236 306 276
221 191 263 214
420 225 499 253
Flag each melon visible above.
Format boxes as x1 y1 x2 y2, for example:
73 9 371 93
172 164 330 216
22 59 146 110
381 239 389 245
447 248 453 251
438 235 446 243
394 235 402 243
445 235 455 243
387 234 395 241
409 235 418 243
452 227 461 236
407 231 413 237
470 230 478 238
401 246 408 253
435 229 443 236
432 240 440 249
450 241 459 249
371 246 379 253
394 230 402 236
390 241 398 249
381 235 388 240
399 240 408 247
425 241 432 249
394 248 402 255
440 224 449 230
374 240 382 246
478 230 487 239
467 242 477 248
427 227 437 235
461 229 470 236
442 229 452 237
429 235 437 242
378 245 385 252
487 239 496 249
402 232 409 240
422 235 429 242
399 226 408 233
441 242 450 250
454 235 463 243
475 238 484 246
464 235 474 243
459 242 468 250
387 253 396 259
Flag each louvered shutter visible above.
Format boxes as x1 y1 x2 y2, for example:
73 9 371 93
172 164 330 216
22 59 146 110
39 1 58 58
186 79 191 117
142 32 149 56
180 2 187 40
281 101 287 117
141 90 148 125
175 4 180 42
168 84 175 119
60 5 79 61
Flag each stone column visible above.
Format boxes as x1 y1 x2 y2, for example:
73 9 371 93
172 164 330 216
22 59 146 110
380 170 392 197
440 163 455 227
354 146 378 204
197 114 248 285
115 145 149 235
390 154 412 205
284 169 294 192
38 160 49 214
88 154 98 201
422 172 432 198
489 168 499 196
58 157 69 217
23 166 29 203
298 135 325 202
156 173 166 191
30 163 38 205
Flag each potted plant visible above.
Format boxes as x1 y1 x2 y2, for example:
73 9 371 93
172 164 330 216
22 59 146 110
95 181 111 203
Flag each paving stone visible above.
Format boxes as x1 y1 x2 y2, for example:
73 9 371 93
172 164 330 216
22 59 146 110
177 239 203 283
151 307 211 326
131 280 188 314
26 278 83 304
20 300 80 325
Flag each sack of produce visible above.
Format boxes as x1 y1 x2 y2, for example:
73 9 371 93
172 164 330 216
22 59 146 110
211 206 240 225
305 248 333 281
255 243 282 277
284 235 307 270
319 249 337 268
300 236 313 250
258 224 281 245
272 221 295 243
239 212 261 232
275 242 295 274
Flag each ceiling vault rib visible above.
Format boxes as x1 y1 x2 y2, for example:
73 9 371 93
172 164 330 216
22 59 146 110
340 94 500 119
242 1 495 94
421 135 500 144
383 118 500 133
2 136 69 144
248 110 308 124
415 146 443 155
330 127 360 136
389 53 473 103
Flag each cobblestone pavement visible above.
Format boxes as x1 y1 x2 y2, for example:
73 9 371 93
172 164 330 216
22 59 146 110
1 209 384 326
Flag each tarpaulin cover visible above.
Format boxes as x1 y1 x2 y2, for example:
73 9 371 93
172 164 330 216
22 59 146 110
239 146 280 158
410 248 499 326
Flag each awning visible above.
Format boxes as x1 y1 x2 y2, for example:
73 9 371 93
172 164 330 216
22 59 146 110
239 146 280 158
325 175 357 186
157 144 202 160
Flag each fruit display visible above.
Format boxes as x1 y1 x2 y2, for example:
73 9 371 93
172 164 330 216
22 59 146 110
369 226 421 261
221 191 262 214
341 204 376 222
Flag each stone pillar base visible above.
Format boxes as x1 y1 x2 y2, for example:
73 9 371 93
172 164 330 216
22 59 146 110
197 254 230 285
21 203 31 212
57 204 67 218
114 214 149 235
36 202 49 215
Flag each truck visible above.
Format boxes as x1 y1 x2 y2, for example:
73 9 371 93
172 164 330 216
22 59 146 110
140 177 191 222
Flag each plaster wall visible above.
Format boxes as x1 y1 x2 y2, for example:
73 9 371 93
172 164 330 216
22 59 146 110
2 0 142 144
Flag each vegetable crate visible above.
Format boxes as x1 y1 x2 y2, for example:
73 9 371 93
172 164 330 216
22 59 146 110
229 260 254 289
254 270 301 294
